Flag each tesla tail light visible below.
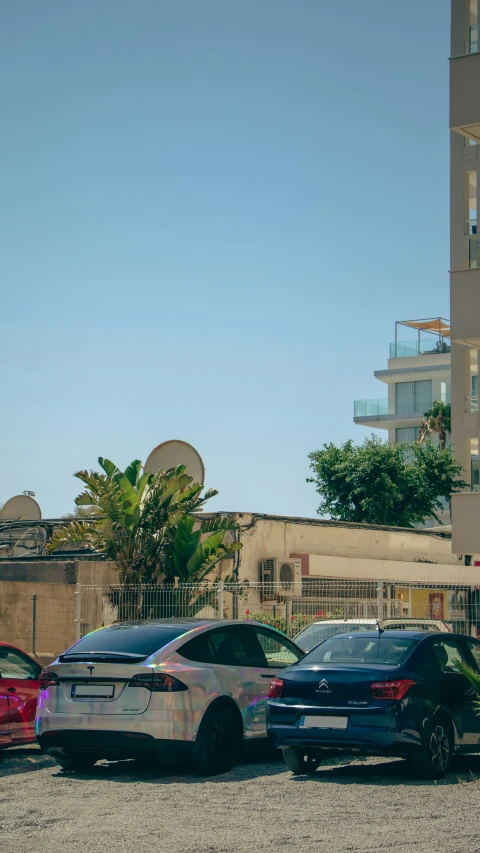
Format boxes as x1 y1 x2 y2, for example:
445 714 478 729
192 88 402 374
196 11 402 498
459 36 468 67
128 672 188 692
39 671 60 690
268 678 284 699
370 679 416 700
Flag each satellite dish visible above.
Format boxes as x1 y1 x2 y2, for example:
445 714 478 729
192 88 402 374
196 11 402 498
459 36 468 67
144 440 205 485
0 495 42 521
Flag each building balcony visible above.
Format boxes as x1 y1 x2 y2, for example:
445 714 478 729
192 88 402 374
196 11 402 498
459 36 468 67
450 51 480 142
354 398 388 420
389 319 450 359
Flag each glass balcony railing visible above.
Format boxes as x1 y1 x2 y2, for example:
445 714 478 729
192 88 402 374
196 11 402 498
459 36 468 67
466 395 479 412
468 25 480 54
389 339 450 358
354 398 389 418
465 218 478 236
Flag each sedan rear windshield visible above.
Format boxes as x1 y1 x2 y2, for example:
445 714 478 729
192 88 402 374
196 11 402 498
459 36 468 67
303 635 419 667
296 623 374 652
63 624 189 658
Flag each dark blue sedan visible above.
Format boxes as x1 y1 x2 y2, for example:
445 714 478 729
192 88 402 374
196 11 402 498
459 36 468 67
267 630 480 778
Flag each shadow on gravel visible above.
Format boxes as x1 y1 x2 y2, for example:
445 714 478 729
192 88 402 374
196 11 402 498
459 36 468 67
289 754 480 787
0 744 55 777
49 753 286 785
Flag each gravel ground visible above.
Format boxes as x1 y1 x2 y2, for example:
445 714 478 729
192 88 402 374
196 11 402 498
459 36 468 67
2 746 480 853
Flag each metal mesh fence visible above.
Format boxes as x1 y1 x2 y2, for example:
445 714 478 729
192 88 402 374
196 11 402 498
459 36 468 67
0 591 75 660
79 579 480 640
2 578 480 660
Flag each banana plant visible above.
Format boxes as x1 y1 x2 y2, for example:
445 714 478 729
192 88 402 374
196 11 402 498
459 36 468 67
47 458 242 586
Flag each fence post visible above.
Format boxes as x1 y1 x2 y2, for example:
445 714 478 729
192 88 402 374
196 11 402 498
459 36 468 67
218 580 225 619
377 579 384 628
285 597 290 635
31 593 37 655
74 583 81 642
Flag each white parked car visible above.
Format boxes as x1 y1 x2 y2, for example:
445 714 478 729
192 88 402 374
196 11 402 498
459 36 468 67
36 618 304 775
294 618 451 652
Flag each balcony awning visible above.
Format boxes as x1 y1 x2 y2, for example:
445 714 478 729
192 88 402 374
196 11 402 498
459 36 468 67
398 318 450 338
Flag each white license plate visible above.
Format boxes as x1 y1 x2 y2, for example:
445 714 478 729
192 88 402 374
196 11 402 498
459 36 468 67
71 684 115 699
300 715 348 729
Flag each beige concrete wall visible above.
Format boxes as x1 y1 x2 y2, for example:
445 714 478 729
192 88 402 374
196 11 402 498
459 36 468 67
452 492 480 553
308 554 476 584
76 560 119 586
450 52 480 134
233 515 461 583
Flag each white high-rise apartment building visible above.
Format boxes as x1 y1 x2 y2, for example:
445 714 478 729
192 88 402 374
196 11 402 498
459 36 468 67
354 318 451 526
449 1 480 552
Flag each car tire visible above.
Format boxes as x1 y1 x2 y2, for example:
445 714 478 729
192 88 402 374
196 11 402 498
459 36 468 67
409 716 453 779
192 704 241 776
283 747 320 775
54 753 99 772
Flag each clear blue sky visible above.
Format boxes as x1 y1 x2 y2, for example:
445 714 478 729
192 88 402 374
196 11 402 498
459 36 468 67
0 0 450 519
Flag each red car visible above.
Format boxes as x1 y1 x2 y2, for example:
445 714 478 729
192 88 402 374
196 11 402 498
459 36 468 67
0 643 42 747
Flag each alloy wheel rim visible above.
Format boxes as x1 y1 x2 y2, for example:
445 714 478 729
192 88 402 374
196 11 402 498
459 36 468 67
429 725 450 772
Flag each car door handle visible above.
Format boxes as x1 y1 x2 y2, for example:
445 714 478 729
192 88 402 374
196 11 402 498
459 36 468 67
7 687 16 693
261 674 275 678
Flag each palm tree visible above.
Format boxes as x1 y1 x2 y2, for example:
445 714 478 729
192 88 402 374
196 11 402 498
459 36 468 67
47 458 241 586
418 401 451 452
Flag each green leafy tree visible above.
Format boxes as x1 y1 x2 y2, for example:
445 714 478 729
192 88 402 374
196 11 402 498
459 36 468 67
47 458 241 584
307 435 467 527
418 401 451 452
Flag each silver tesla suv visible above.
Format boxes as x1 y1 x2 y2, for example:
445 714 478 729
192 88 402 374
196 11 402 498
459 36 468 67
36 618 304 775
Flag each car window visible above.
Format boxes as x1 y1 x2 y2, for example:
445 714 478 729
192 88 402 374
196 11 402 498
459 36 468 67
207 627 264 667
465 639 480 672
295 623 372 652
304 635 419 666
0 648 39 679
178 632 213 664
63 624 189 657
430 640 469 674
251 626 303 668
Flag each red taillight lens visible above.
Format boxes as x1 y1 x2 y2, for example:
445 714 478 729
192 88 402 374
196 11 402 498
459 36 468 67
128 672 188 692
268 678 284 699
370 679 416 700
39 671 60 690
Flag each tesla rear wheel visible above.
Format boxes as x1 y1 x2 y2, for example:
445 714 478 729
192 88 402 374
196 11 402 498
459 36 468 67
283 748 320 775
54 753 99 772
409 717 453 779
193 704 240 776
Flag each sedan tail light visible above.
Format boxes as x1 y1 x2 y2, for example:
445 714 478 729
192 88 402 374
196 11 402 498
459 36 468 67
268 678 284 699
370 679 416 700
128 672 188 692
39 671 60 690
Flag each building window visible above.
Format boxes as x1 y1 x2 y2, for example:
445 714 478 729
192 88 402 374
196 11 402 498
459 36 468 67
465 136 478 147
467 0 479 53
395 380 432 415
396 427 420 444
471 438 480 491
465 171 477 235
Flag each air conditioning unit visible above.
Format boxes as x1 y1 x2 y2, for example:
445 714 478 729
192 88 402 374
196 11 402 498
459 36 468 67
260 558 302 599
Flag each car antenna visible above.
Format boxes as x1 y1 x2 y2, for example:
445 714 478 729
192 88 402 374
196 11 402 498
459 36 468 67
368 597 385 634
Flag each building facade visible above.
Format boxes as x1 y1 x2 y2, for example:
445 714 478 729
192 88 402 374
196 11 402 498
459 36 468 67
449 0 480 552
354 318 451 447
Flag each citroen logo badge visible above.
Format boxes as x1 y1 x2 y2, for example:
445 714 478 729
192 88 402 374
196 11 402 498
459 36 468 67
316 678 332 694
